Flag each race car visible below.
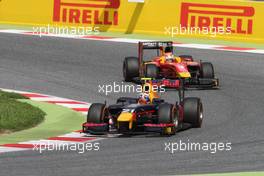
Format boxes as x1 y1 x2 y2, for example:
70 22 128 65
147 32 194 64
82 79 203 136
123 41 219 88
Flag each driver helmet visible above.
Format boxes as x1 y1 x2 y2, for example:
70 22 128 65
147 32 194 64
164 47 174 62
138 92 150 104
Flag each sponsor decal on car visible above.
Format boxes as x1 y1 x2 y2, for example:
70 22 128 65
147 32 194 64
180 3 255 35
53 0 120 25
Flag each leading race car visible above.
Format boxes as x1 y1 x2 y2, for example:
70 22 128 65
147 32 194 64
123 41 219 89
82 79 203 136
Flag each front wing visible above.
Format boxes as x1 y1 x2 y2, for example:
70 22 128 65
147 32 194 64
82 122 176 135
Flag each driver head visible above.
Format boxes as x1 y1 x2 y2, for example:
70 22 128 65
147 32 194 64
164 46 172 54
138 92 150 104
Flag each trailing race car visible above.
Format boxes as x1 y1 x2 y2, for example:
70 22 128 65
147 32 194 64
123 41 219 88
82 79 203 136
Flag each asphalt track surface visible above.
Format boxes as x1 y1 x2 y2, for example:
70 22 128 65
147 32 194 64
0 33 264 176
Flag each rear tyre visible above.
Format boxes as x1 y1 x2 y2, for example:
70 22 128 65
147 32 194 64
158 103 178 135
183 98 203 128
145 64 159 79
123 57 139 82
87 103 107 123
200 62 214 79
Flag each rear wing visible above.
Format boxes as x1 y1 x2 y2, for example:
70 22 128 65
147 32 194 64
138 41 173 76
139 41 173 50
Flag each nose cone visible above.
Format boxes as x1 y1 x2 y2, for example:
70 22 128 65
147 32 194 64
174 63 191 78
118 112 133 122
118 112 134 130
178 72 191 78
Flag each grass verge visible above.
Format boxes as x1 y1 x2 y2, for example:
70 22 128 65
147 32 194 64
0 90 28 99
0 90 45 133
0 99 85 145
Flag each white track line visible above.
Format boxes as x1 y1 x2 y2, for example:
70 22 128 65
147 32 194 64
0 147 28 153
54 103 90 109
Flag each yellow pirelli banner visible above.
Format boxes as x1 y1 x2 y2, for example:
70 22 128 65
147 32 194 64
0 0 263 43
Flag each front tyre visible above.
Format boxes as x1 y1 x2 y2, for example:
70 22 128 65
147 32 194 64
183 98 203 128
87 103 108 123
158 103 178 135
200 62 214 79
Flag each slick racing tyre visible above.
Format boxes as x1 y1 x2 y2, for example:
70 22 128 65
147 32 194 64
123 57 139 81
158 103 178 135
145 64 159 79
200 62 214 79
183 98 203 128
87 103 108 123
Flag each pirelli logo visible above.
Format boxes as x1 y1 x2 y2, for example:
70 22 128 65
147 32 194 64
53 0 120 25
180 3 255 34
